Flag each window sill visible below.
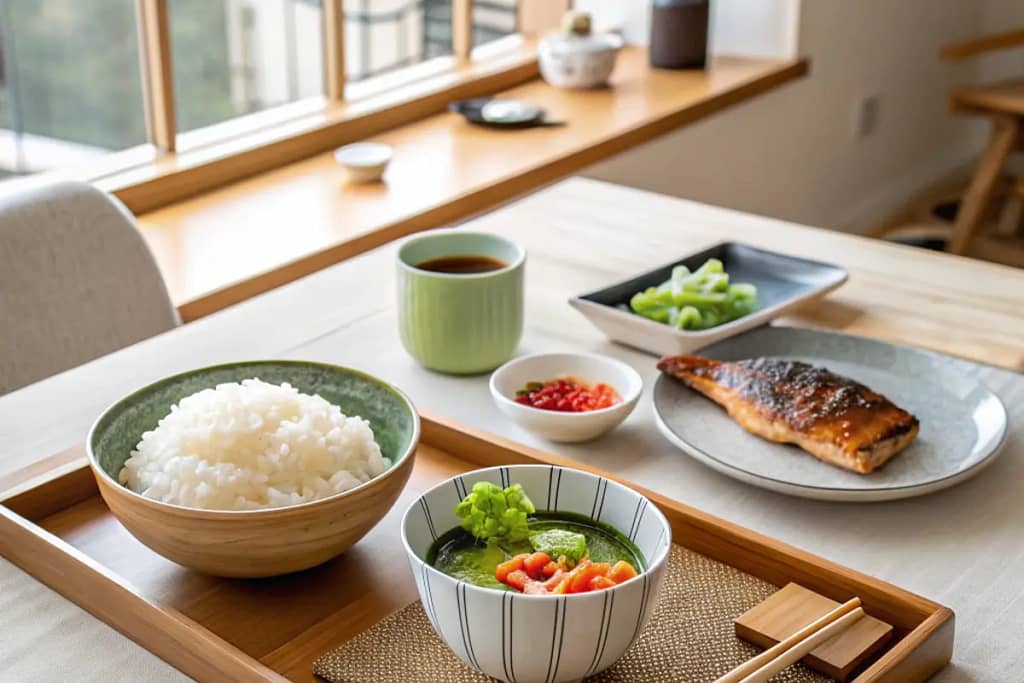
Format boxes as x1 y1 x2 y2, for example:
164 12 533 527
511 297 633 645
135 49 809 322
95 39 541 215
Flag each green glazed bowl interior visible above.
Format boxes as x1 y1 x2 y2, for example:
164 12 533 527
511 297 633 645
89 360 419 498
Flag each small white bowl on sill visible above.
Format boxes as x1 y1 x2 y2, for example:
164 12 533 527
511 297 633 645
334 142 393 184
489 352 642 443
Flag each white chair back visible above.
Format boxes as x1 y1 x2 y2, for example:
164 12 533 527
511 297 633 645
0 180 179 394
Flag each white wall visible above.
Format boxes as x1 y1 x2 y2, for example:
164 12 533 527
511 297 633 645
710 0 800 60
975 0 1024 84
575 0 800 58
572 0 650 45
581 1 1013 233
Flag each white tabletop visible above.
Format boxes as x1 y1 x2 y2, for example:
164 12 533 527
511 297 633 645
1 179 1020 682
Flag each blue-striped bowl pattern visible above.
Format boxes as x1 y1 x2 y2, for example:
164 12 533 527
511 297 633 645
401 465 672 683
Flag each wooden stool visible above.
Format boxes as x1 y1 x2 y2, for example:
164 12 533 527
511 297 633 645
941 29 1024 256
997 175 1024 236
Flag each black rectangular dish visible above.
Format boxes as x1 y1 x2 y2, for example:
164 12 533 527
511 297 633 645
569 242 848 356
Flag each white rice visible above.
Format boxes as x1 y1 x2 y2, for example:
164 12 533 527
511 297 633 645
118 378 391 511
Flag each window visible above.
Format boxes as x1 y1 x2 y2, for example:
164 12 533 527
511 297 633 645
340 1 516 84
0 0 565 193
344 0 454 83
0 0 148 179
170 0 325 133
473 0 518 49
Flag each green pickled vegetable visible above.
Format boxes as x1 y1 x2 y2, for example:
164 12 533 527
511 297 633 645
628 258 758 331
529 529 588 563
454 482 536 542
695 258 724 275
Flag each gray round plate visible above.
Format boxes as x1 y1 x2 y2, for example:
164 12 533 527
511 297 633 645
652 327 1008 501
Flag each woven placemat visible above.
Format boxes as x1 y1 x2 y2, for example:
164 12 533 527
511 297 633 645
314 545 830 682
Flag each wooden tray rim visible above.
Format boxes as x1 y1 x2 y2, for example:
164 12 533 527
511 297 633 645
0 411 954 683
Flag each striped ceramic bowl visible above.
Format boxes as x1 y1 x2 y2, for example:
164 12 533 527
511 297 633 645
401 465 672 683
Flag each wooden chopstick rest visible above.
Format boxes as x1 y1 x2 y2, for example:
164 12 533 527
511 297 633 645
733 583 894 681
741 607 865 683
715 598 861 683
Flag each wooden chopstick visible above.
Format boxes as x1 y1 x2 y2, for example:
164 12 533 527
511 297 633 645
714 597 863 683
739 607 864 682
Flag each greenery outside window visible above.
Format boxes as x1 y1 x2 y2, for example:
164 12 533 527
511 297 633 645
0 0 564 209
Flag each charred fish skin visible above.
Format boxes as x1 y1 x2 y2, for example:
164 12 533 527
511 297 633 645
706 358 915 437
657 355 920 474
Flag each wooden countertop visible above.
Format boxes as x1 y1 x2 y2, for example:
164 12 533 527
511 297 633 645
136 50 808 321
3 179 1024 682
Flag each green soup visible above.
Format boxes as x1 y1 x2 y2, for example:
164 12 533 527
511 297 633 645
428 511 645 591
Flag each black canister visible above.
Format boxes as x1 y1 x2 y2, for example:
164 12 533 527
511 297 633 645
649 0 709 69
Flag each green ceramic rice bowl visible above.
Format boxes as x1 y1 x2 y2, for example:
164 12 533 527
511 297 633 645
87 360 420 577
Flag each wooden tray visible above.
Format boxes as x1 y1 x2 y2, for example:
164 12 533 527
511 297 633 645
0 413 953 682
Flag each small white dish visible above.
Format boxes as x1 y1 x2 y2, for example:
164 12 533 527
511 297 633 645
480 99 544 125
333 142 393 184
490 352 642 443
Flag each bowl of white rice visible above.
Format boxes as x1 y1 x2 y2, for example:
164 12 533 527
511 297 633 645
88 360 419 578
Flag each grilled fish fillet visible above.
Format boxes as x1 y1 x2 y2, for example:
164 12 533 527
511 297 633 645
658 355 919 474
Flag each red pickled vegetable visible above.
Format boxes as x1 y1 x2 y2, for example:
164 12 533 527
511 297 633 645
523 552 552 579
549 575 571 594
495 555 527 583
542 570 567 591
569 561 610 594
607 560 639 584
504 569 531 592
513 377 621 413
496 551 640 595
541 561 561 578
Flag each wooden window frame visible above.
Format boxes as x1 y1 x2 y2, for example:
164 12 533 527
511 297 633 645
135 0 177 152
94 0 570 214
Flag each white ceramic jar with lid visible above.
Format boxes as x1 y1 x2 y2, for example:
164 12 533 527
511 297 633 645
538 12 623 89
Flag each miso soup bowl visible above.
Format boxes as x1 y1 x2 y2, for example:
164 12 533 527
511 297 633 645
401 464 671 683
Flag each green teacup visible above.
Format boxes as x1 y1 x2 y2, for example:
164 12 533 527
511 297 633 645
397 230 525 374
